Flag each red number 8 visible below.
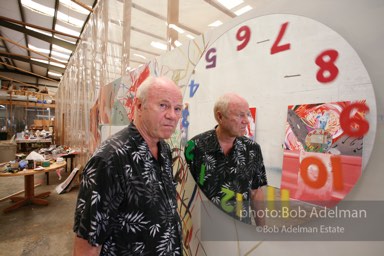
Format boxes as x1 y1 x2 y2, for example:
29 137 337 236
315 49 339 83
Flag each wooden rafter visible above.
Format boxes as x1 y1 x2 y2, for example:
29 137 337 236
0 74 39 91
0 61 59 82
0 36 68 65
0 16 80 39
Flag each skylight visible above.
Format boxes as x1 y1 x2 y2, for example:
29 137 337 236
57 12 85 27
217 0 244 10
21 0 54 17
59 0 91 15
174 40 182 47
52 44 72 54
51 51 71 60
48 71 63 77
31 58 66 69
150 41 167 51
55 24 81 37
186 34 195 40
133 53 147 60
26 26 52 37
234 5 253 16
169 24 185 34
28 44 50 54
208 20 223 27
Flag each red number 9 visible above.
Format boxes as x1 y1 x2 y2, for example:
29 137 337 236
236 25 251 51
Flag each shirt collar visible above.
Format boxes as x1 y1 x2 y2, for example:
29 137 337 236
128 122 167 160
205 127 239 154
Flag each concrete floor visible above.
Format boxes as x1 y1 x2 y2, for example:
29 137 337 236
0 170 78 256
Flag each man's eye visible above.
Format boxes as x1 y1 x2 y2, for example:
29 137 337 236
160 104 168 110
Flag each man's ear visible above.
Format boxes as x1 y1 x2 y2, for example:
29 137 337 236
216 111 224 123
136 99 143 112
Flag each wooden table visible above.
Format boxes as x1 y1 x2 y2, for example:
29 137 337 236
0 161 66 213
58 151 79 172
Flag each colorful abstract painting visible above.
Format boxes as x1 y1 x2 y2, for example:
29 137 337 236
281 100 369 206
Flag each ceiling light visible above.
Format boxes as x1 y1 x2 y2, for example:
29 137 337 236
26 26 52 37
51 51 71 60
234 5 253 16
55 24 81 37
31 58 48 64
48 71 63 77
33 60 66 69
186 34 195 40
21 0 54 16
53 35 77 44
51 56 69 63
168 24 184 34
217 0 244 10
59 0 91 15
133 54 147 60
49 61 66 68
52 44 72 54
28 44 50 54
150 41 167 51
29 45 69 61
208 20 223 27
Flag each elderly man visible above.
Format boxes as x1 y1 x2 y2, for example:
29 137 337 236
73 76 183 255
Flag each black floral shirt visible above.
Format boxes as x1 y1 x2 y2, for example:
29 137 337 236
73 123 182 255
184 129 267 224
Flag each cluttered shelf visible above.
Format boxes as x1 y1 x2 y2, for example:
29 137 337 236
0 89 55 107
0 100 55 109
0 88 56 144
15 128 53 153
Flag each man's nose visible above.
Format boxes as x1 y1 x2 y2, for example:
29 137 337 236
241 116 250 124
166 108 179 119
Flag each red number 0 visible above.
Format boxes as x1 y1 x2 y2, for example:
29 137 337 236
300 156 343 191
315 49 339 83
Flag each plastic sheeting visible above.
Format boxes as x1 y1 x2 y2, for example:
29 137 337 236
55 0 132 163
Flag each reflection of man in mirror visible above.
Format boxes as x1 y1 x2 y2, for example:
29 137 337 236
184 93 267 225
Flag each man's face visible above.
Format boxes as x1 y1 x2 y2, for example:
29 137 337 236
139 84 183 140
221 100 250 137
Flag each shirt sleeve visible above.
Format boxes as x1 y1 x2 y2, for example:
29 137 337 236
73 155 123 246
251 144 268 190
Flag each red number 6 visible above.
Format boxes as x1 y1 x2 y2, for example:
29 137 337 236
340 102 370 137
